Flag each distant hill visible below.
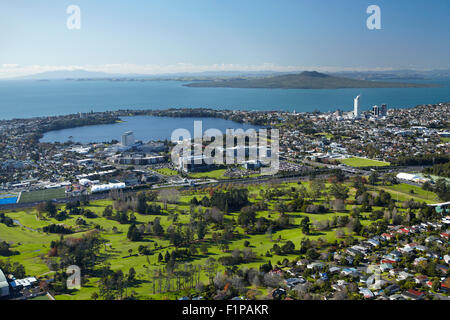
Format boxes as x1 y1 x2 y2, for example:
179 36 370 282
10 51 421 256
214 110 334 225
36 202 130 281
184 71 438 89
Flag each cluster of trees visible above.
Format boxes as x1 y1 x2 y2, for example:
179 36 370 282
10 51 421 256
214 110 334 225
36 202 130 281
102 205 137 224
47 231 105 273
96 265 137 300
423 178 450 201
393 154 449 166
108 189 164 214
43 224 73 234
423 161 450 178
0 241 18 256
217 248 256 266
136 192 162 215
125 217 168 242
0 212 14 227
237 205 291 234
36 200 57 217
209 189 249 212
0 260 26 278
270 241 296 255
126 224 142 241
190 196 212 207
65 206 97 219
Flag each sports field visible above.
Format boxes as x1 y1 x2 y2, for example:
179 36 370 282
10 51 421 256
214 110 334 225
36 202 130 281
338 157 390 167
188 169 227 179
19 188 66 203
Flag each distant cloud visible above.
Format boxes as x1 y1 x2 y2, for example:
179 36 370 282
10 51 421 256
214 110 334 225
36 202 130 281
0 63 419 79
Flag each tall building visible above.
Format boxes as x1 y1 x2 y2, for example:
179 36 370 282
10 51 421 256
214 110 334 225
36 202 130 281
121 131 135 147
380 104 388 117
372 105 380 117
354 95 361 118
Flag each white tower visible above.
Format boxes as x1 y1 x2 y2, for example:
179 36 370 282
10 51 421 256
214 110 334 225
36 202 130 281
354 95 361 118
121 131 135 147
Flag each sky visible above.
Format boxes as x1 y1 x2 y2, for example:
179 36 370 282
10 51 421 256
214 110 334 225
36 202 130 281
0 0 450 78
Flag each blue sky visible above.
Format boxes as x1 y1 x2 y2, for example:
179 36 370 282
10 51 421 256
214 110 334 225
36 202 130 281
1 0 449 77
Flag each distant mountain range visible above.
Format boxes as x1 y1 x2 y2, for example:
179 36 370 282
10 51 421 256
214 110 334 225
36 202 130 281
183 71 438 89
9 69 450 88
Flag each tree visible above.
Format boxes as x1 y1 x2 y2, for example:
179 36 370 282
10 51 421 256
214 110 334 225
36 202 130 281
348 218 362 234
200 245 208 255
434 178 450 201
164 251 171 263
368 172 379 186
127 224 141 241
128 267 136 283
301 217 310 235
310 179 325 201
136 192 148 214
330 183 349 200
102 205 113 218
158 188 180 207
281 241 295 254
306 248 319 260
238 206 256 227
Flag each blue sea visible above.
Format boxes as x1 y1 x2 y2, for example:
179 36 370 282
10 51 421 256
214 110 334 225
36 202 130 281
1 78 450 120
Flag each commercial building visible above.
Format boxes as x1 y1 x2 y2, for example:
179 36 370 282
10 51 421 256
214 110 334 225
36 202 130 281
91 182 126 193
372 104 388 118
178 155 215 172
114 155 167 165
396 172 431 184
121 131 135 147
380 104 388 117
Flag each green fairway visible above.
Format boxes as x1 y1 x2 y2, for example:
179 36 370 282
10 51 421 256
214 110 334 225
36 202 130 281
0 177 439 300
338 157 390 167
19 188 66 203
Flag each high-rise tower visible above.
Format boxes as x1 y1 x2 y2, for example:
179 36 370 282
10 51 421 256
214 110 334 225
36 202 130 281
354 95 361 118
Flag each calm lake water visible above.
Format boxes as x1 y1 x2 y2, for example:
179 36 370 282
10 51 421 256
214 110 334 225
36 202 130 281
1 79 450 120
40 116 262 143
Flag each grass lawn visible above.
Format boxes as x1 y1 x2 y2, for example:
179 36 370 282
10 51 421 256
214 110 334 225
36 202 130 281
188 169 227 179
154 168 179 176
338 157 390 167
19 188 66 203
440 137 450 143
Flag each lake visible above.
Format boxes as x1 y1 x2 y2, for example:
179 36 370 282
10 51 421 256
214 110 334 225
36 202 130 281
40 116 263 143
1 78 450 120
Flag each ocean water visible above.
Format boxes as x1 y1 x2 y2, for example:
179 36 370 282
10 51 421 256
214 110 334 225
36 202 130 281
1 78 450 120
40 116 262 143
